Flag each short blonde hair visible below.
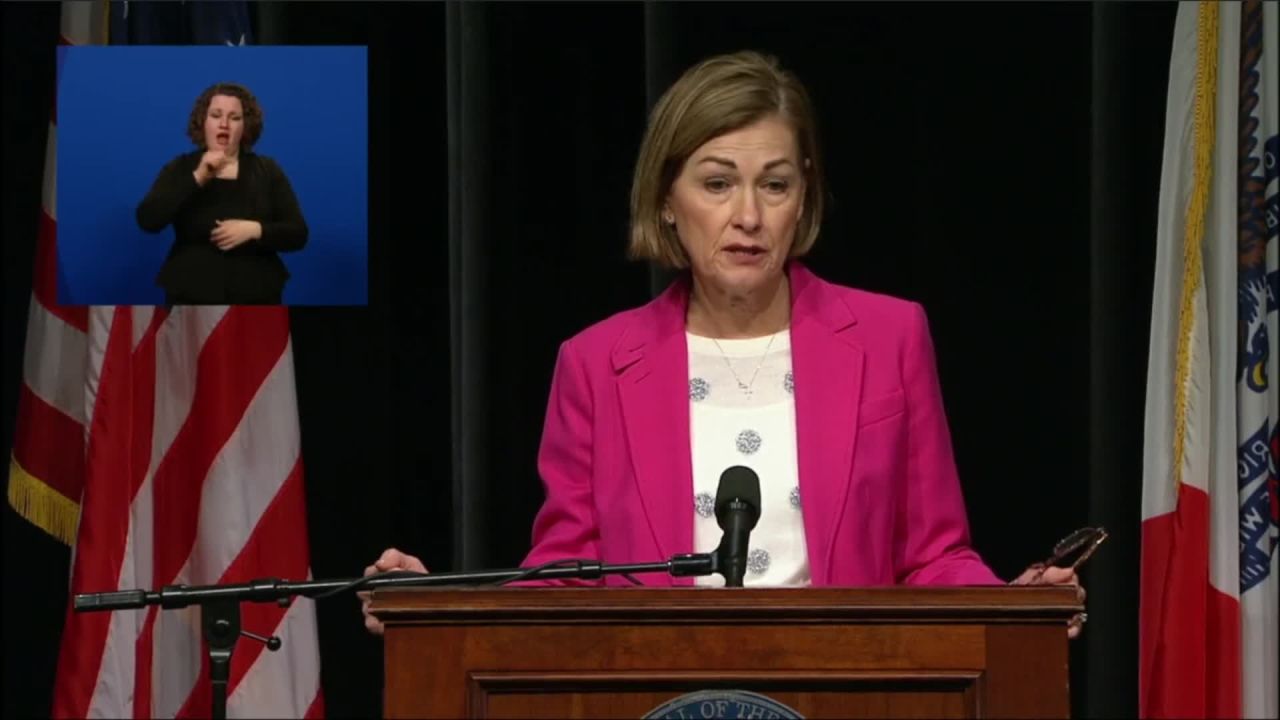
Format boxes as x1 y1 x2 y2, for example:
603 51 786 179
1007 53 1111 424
629 51 825 268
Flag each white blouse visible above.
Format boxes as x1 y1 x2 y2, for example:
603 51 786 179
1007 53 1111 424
687 330 810 587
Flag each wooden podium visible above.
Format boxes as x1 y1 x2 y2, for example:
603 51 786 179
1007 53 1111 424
371 586 1081 719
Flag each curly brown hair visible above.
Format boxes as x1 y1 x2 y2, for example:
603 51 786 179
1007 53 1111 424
186 82 264 149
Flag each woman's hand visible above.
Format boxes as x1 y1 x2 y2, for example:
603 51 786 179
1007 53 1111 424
359 548 429 636
210 219 262 251
1010 565 1087 639
193 150 230 186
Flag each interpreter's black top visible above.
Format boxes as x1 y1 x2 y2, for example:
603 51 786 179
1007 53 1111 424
136 150 308 304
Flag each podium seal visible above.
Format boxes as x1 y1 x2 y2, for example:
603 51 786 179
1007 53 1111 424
643 690 803 719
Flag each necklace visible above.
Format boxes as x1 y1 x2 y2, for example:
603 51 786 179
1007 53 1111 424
711 332 778 397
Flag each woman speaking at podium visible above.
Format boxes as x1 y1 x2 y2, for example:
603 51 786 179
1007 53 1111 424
363 51 1084 637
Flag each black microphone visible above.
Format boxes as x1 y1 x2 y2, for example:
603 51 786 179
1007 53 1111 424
714 466 761 588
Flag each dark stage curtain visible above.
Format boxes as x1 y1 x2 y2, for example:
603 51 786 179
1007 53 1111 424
0 2 1179 718
1086 2 1177 718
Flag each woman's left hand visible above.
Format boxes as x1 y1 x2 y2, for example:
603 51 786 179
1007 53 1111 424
1010 565 1087 639
211 219 262 251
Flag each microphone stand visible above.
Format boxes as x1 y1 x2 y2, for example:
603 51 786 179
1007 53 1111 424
73 553 722 720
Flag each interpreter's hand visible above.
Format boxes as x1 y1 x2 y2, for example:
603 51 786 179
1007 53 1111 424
1010 565 1087 639
194 150 231 186
210 219 261 251
359 548 429 636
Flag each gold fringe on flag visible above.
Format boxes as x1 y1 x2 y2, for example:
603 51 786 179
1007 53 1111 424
7 454 80 546
1172 1 1219 491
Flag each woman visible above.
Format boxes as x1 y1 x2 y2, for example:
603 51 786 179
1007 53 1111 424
136 82 307 305
363 51 1085 635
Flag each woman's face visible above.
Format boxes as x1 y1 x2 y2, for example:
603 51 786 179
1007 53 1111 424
665 114 805 297
203 94 245 155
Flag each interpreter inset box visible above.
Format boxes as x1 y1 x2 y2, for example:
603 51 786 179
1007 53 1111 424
57 45 368 305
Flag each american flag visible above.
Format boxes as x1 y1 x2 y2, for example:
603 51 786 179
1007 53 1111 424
6 3 323 717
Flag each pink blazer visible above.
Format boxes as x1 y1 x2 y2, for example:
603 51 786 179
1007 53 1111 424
522 262 1002 587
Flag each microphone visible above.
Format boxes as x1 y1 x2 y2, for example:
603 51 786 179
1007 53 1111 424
714 466 761 587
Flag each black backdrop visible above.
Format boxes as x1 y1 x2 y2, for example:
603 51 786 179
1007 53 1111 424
2 2 1177 718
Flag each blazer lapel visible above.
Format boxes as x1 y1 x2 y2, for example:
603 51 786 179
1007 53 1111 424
788 264 865 586
612 280 694 585
610 265 864 588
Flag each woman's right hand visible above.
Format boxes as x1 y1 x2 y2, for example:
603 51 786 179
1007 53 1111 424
359 547 429 636
193 150 229 186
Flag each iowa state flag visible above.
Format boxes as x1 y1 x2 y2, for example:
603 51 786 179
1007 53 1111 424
5 2 324 717
1140 1 1278 718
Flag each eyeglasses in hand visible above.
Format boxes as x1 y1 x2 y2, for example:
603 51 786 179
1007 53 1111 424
1031 526 1108 581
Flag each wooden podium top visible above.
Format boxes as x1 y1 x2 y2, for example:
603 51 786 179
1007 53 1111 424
372 586 1082 719
371 585 1082 624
